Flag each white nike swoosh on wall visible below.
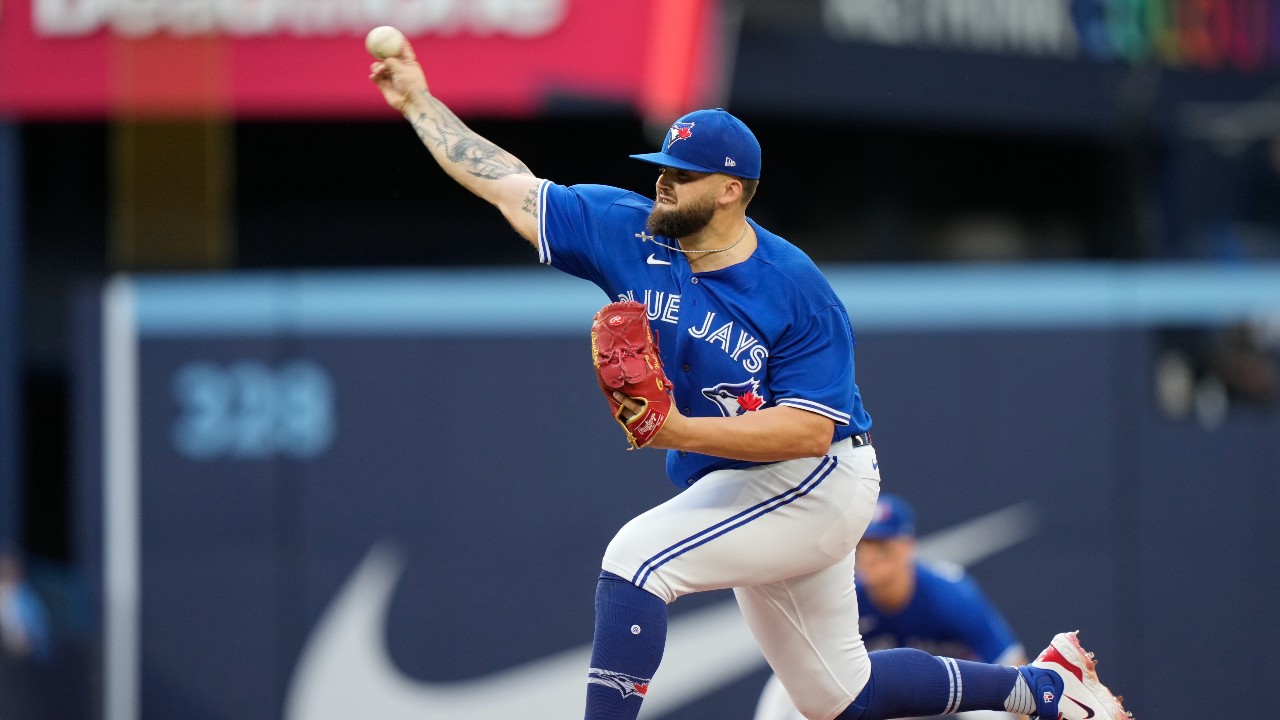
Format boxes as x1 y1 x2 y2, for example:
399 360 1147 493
284 502 1039 720
647 254 672 265
916 501 1038 567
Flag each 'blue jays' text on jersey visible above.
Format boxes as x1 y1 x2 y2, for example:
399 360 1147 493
537 181 873 488
856 560 1024 665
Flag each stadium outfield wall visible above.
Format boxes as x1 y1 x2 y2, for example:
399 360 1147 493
73 263 1280 720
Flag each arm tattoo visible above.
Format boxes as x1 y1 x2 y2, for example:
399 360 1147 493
520 185 539 218
410 92 532 180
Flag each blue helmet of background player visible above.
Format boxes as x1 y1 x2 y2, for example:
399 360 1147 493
629 108 762 180
862 494 916 541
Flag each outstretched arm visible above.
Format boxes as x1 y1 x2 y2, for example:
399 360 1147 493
369 40 544 246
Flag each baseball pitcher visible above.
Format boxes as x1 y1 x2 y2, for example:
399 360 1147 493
368 36 1133 720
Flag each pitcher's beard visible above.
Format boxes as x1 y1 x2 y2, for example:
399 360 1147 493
646 194 715 240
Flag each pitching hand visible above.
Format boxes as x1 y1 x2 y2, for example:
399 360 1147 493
369 41 428 114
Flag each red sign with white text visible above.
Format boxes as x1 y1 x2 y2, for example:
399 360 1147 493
0 0 722 119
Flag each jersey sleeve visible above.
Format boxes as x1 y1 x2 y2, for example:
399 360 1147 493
769 304 857 425
536 181 629 287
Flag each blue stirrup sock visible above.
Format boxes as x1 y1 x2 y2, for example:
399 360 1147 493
837 648 1030 719
585 571 668 720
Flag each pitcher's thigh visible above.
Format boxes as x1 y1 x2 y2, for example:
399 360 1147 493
602 457 867 602
735 557 871 720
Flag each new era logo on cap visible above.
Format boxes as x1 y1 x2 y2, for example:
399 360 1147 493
629 108 761 179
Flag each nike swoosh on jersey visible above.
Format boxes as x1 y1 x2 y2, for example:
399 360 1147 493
284 502 1039 719
646 254 671 265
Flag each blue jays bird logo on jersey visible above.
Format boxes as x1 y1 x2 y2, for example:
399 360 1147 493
702 378 766 417
667 121 695 148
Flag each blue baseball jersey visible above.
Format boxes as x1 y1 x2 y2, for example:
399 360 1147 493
536 181 873 488
856 560 1023 664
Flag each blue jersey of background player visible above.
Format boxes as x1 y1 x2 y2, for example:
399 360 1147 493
536 139 872 486
855 494 1025 667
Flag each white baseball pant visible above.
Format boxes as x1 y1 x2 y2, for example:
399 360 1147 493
601 438 881 720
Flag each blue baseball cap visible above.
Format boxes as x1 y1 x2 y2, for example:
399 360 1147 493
630 108 761 179
862 494 916 540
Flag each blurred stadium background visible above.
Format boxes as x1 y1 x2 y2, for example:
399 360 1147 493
2 0 1280 718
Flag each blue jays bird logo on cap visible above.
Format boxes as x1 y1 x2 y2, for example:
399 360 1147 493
667 121 695 149
629 108 762 179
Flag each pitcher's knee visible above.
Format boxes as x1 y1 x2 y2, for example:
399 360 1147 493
782 673 868 720
601 535 677 604
793 694 849 720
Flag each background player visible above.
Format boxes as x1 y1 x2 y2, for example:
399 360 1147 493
754 494 1027 720
368 36 1131 720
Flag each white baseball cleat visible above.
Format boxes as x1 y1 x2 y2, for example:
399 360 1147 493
1031 631 1134 720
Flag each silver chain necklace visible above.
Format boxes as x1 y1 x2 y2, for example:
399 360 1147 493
646 224 749 255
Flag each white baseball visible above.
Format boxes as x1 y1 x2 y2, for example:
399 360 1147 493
365 26 406 60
